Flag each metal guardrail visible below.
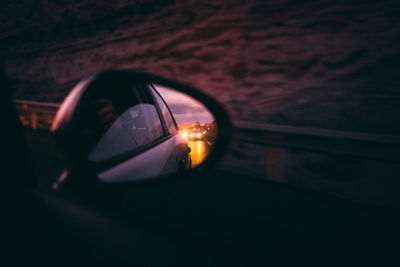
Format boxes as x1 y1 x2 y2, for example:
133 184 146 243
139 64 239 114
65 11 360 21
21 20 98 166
15 100 60 130
234 121 400 162
15 100 400 162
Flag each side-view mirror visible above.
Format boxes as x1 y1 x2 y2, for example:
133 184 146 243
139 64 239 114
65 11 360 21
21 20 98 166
51 70 232 187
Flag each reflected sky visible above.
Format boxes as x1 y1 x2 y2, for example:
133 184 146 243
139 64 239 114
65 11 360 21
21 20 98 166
154 84 214 125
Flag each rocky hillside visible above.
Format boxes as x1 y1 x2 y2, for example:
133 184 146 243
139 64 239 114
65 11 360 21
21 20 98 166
1 0 400 134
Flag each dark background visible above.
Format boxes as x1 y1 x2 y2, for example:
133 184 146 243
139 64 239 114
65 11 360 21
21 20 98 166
1 0 399 134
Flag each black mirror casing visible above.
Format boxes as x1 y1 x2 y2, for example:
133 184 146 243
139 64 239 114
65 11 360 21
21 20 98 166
51 70 232 190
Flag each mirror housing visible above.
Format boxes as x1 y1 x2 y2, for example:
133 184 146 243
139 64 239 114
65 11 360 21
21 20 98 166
51 70 232 187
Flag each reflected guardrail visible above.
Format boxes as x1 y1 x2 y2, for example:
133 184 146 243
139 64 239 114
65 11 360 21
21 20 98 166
14 100 400 162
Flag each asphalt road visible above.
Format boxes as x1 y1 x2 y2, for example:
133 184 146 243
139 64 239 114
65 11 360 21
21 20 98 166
188 140 213 168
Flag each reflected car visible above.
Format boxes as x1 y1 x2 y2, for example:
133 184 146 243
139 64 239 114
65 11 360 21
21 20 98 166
188 127 206 140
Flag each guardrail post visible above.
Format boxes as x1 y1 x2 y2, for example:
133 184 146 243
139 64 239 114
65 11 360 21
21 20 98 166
15 100 60 131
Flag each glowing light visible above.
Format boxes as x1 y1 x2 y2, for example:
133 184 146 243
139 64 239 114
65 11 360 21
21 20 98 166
196 133 201 138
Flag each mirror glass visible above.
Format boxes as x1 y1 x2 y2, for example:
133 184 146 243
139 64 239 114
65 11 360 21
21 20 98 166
154 84 217 168
81 79 217 182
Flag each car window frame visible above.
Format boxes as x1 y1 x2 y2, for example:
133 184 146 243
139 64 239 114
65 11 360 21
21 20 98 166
148 83 179 135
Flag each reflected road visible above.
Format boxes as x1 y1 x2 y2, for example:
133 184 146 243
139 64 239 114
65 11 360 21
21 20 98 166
189 140 212 168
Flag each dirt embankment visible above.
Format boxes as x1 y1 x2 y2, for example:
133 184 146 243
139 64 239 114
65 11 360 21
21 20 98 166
1 0 400 134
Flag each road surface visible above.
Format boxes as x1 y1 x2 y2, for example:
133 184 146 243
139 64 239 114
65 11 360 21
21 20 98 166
188 140 213 168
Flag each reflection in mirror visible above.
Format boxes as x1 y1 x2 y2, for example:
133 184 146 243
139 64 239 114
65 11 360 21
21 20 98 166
154 84 217 168
82 79 216 182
